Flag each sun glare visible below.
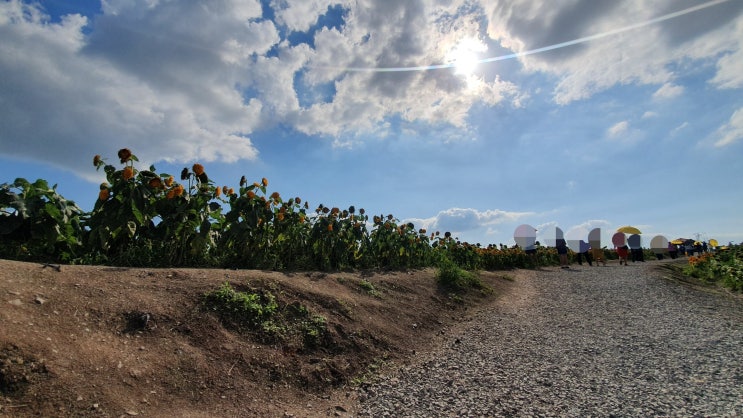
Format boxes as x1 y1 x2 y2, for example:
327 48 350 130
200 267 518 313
447 38 486 76
452 49 479 75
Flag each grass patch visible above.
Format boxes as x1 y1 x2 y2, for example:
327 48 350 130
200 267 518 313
436 257 488 293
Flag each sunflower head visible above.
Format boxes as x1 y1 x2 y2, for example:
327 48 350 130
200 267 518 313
117 148 132 163
122 166 135 181
148 178 163 189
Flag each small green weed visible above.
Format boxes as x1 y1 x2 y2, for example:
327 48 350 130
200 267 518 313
203 282 277 329
436 257 486 292
358 279 380 297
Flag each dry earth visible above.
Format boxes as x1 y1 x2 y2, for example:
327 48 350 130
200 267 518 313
0 259 516 417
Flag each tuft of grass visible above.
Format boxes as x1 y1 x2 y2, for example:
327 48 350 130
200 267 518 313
358 279 381 297
203 282 277 329
436 257 487 292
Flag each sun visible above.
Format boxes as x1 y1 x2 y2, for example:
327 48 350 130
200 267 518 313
451 49 479 75
446 38 486 76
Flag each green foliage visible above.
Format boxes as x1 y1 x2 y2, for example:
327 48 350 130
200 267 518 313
203 282 278 329
0 178 84 262
2 148 567 272
86 151 224 266
290 304 328 349
358 279 380 297
436 256 486 292
683 245 743 292
202 283 330 349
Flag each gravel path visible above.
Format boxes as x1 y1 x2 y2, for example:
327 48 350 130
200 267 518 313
356 261 743 417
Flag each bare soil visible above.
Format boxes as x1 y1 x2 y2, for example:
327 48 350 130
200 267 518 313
0 259 516 417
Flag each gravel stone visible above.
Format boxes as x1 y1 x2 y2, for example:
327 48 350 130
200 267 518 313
357 261 743 417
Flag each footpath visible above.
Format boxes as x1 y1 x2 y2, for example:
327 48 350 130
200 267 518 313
356 260 743 417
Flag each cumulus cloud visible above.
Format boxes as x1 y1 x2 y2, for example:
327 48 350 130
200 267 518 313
403 207 533 241
1 0 742 180
482 0 743 104
0 0 262 176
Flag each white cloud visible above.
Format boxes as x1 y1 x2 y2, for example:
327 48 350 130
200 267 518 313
1 0 742 182
714 108 743 147
0 0 265 178
711 47 743 89
482 0 743 105
608 121 629 137
670 122 689 136
642 111 658 119
273 0 350 33
652 83 684 100
404 207 533 241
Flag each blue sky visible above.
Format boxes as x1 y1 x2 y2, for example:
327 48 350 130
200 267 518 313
1 0 742 248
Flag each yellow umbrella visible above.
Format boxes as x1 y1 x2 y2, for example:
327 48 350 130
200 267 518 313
617 226 642 235
670 239 686 245
709 239 718 247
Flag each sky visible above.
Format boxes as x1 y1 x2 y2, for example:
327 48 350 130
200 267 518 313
1 0 742 249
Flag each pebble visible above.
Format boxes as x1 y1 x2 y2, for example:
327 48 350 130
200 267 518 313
357 262 743 417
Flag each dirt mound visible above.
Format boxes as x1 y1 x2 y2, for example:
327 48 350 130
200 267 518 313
0 259 514 417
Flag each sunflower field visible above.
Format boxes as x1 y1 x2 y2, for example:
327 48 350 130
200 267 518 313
684 246 743 292
1 149 561 271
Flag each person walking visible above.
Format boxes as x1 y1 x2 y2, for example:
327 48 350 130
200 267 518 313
557 238 570 269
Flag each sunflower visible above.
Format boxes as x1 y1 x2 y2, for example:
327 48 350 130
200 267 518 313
164 176 174 187
239 175 247 187
117 148 132 163
93 155 102 167
98 189 109 201
167 184 184 199
327 224 333 232
122 167 135 181
262 177 269 187
180 168 189 180
99 182 108 190
215 187 222 197
247 191 256 199
192 164 204 176
148 177 163 189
